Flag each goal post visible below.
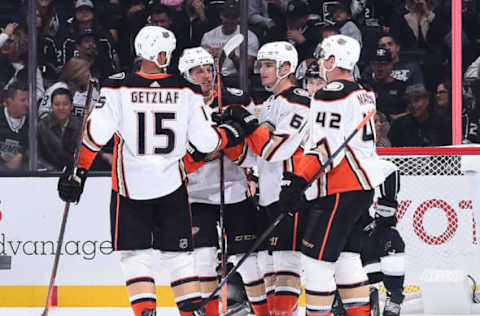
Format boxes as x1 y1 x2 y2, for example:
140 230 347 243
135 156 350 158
376 146 480 310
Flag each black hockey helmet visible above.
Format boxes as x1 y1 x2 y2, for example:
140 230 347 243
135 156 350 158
305 62 321 79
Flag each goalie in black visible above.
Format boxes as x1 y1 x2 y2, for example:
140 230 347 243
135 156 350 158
362 160 405 316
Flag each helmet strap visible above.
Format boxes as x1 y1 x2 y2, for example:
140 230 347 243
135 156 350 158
265 62 290 93
320 58 336 82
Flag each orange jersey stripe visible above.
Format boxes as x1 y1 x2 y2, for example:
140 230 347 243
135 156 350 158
246 126 270 156
77 144 98 170
224 142 244 161
293 147 368 196
318 193 340 260
112 135 119 192
182 153 206 174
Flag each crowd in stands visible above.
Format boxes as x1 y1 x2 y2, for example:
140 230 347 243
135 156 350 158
1 0 480 172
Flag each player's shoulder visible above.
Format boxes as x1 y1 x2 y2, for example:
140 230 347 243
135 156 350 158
313 79 364 102
101 72 128 88
222 87 251 106
279 87 310 107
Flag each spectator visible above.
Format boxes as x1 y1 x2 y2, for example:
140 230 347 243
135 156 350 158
264 0 323 63
389 0 450 91
332 2 363 47
74 29 116 82
433 80 451 122
37 88 81 170
201 0 259 79
388 84 451 147
18 8 61 86
248 0 277 38
0 28 44 102
362 33 425 86
14 0 68 43
0 23 17 49
368 48 408 119
39 57 100 119
62 0 119 74
375 112 392 147
0 81 29 171
185 0 217 47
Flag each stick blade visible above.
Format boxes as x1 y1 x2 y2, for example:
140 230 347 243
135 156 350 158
223 34 244 57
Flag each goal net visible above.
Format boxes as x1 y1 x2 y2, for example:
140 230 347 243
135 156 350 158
377 147 480 305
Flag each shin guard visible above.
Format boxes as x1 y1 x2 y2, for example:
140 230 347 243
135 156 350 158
303 254 336 316
272 251 301 315
119 250 157 316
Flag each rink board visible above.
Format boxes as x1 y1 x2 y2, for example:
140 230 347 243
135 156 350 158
0 176 479 306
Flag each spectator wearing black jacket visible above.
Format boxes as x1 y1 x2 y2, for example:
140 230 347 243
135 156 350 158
362 33 425 87
264 0 323 63
388 84 451 147
368 48 408 119
61 0 119 75
38 88 81 171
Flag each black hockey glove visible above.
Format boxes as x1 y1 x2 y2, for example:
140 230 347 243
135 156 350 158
375 197 398 228
218 120 246 148
222 106 259 135
58 166 88 203
279 172 308 216
186 142 207 162
364 198 398 236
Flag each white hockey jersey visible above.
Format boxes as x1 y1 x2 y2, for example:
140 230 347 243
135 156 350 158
38 81 100 118
187 89 252 205
78 72 225 200
293 80 385 199
228 87 311 207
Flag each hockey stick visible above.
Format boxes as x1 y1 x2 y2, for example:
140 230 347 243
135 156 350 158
41 79 96 316
184 109 377 312
216 33 244 313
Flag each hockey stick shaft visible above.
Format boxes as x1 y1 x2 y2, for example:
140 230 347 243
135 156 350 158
41 79 96 316
217 49 228 313
216 33 244 313
185 109 376 312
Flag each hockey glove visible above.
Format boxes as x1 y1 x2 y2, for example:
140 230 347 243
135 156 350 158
364 198 398 236
374 197 398 228
186 142 207 162
222 106 259 135
58 166 88 203
279 172 308 216
218 120 246 148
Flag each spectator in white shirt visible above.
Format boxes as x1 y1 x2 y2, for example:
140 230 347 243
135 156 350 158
201 0 259 77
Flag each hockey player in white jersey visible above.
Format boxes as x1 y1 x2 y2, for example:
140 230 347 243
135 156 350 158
277 35 385 316
178 47 267 316
222 41 310 316
57 26 246 316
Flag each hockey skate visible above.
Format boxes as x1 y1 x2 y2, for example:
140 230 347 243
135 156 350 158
383 291 404 316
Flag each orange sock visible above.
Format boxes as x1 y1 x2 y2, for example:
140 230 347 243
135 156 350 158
273 294 298 316
346 305 370 316
251 302 270 316
204 297 219 316
266 292 275 313
132 300 156 316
